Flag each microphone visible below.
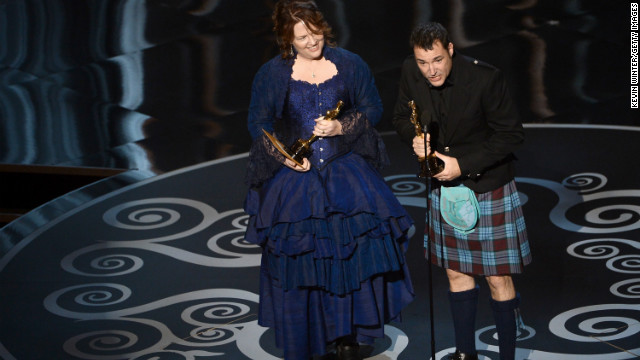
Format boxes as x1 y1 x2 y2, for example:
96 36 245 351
422 121 444 176
422 124 432 172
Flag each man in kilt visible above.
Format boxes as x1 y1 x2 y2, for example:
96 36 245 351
392 22 532 360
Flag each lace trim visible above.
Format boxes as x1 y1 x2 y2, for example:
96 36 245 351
338 111 390 170
245 133 285 188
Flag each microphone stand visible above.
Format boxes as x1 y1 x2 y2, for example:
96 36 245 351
423 124 437 360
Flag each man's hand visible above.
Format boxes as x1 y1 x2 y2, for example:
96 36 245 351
284 157 311 172
412 133 431 158
432 151 461 181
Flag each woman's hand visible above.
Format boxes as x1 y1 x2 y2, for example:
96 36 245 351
313 116 342 137
284 157 311 172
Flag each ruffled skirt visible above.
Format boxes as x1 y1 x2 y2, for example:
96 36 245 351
244 152 414 359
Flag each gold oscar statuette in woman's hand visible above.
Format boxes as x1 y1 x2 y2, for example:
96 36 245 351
263 100 344 166
408 100 443 178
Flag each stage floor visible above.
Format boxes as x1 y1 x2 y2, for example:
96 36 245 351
2 128 640 360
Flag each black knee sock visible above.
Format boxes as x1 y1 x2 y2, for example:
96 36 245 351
490 293 521 360
448 286 479 355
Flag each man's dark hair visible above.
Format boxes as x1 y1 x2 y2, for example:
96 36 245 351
410 22 450 50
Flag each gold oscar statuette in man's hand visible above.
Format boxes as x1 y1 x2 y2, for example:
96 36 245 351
408 100 443 177
263 100 344 166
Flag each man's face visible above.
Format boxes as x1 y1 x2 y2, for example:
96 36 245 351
413 40 454 87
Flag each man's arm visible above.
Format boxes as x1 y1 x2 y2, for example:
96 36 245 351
392 58 420 145
456 69 524 178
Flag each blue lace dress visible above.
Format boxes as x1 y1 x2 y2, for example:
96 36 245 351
244 72 414 359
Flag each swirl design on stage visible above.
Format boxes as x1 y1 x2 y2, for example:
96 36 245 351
0 166 633 359
567 239 640 294
549 304 640 344
384 175 428 208
517 173 640 233
60 198 261 276
43 283 407 359
610 279 640 299
525 174 640 359
561 173 607 193
40 194 410 359
46 286 262 359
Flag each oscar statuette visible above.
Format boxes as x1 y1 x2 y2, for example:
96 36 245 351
262 100 344 167
408 100 443 177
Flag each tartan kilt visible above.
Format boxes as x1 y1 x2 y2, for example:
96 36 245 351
424 180 532 275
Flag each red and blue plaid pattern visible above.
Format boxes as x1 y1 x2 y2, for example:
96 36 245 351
425 180 532 275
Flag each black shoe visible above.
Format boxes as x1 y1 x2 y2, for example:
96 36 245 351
336 342 361 360
448 350 479 360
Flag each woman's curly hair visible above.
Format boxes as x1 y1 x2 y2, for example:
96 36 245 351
272 0 336 58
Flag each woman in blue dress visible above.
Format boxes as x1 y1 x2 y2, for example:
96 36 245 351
244 1 414 359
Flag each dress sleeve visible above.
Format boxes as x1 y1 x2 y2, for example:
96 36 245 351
335 52 388 169
352 53 383 126
245 133 285 188
338 110 389 170
245 61 286 187
247 62 277 139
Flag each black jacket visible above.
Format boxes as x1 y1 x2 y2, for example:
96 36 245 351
392 52 524 193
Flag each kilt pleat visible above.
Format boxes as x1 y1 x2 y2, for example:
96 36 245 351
424 180 532 275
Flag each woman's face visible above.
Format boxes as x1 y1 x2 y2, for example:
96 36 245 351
291 21 324 60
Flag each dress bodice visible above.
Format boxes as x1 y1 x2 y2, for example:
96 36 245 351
282 73 351 168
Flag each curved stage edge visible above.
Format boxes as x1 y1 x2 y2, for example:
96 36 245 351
1 125 640 360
